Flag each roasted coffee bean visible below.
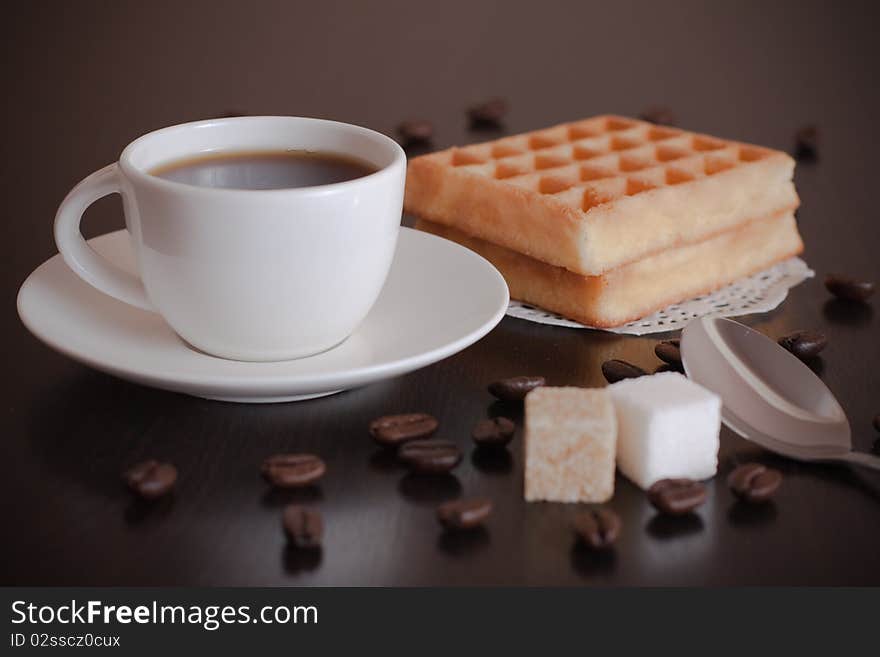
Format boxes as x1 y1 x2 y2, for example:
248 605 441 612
261 453 326 488
370 413 438 446
397 119 434 145
573 508 622 549
601 359 646 384
437 497 493 530
654 339 682 365
123 460 178 500
874 414 880 433
468 97 508 127
487 376 545 402
472 417 516 447
647 478 707 515
639 106 676 126
282 505 323 549
825 274 875 302
793 124 819 161
398 439 462 474
777 330 827 361
727 462 782 503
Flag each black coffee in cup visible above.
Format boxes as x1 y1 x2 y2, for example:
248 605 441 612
150 150 377 190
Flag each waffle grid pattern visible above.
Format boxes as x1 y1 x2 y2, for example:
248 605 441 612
442 116 774 212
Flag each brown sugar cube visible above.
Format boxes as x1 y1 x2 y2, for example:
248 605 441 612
524 387 617 503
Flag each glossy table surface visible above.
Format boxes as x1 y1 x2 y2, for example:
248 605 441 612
2 0 879 585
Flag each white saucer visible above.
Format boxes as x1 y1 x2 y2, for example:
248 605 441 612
17 228 509 403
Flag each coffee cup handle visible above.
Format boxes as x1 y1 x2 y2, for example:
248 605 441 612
54 163 154 311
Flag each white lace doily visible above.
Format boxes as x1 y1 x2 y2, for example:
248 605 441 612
506 257 814 335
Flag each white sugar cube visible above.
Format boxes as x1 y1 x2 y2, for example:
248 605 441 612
608 372 720 490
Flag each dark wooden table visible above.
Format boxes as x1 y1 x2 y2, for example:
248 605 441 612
3 0 879 586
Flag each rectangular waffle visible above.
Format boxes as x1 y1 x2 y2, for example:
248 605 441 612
416 210 803 327
405 115 799 275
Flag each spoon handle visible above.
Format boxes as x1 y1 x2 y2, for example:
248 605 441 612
838 451 880 472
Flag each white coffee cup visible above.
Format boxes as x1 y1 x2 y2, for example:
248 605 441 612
54 116 406 361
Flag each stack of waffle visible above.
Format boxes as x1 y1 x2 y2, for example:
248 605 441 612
405 115 803 327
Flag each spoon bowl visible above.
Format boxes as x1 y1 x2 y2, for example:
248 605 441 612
681 317 879 471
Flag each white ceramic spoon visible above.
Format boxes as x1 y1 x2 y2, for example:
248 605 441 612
681 316 880 471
